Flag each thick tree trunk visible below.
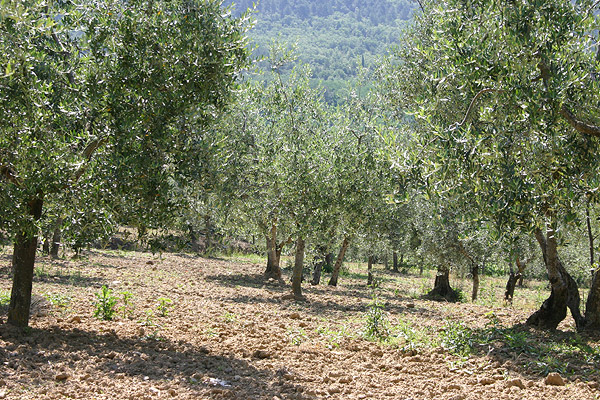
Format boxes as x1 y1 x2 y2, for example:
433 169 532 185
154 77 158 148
527 228 584 330
8 197 44 327
50 218 63 258
291 237 305 299
427 267 457 301
585 269 600 330
328 236 350 286
367 256 374 286
264 224 282 280
392 251 399 272
471 264 479 301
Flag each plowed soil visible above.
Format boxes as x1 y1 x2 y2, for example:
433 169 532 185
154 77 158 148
0 249 598 400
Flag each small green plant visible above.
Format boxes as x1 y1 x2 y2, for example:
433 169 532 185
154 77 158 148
93 285 118 321
222 311 237 323
287 328 308 346
119 291 134 319
389 317 433 351
363 294 390 340
0 290 10 307
454 288 467 303
141 309 156 326
34 265 49 279
44 293 71 314
156 297 173 317
439 320 475 356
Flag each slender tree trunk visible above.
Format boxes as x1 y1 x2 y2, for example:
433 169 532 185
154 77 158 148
8 197 44 327
42 233 50 255
527 227 584 330
392 251 399 272
188 224 199 253
325 252 333 270
504 269 520 303
311 260 322 285
471 264 479 301
587 200 594 268
383 254 389 270
328 236 350 286
264 223 282 280
291 237 305 299
50 218 63 258
367 256 374 286
204 214 212 252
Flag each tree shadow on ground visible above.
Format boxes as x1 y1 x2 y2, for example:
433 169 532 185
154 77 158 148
204 272 285 291
467 322 600 383
203 266 600 384
0 323 313 399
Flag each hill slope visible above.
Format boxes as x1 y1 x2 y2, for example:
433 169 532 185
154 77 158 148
225 0 416 103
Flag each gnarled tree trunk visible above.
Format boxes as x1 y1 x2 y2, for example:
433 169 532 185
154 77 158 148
427 267 458 301
328 236 350 286
527 227 584 330
504 270 520 303
8 197 44 327
585 269 600 330
264 223 283 280
504 256 528 303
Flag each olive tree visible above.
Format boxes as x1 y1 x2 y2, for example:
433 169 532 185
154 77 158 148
0 0 250 327
379 0 600 329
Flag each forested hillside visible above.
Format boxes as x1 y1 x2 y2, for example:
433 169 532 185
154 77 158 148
224 0 416 103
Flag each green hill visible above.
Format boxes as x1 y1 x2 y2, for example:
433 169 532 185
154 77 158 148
225 0 416 103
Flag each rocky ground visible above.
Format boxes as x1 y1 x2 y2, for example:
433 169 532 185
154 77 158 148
0 249 598 400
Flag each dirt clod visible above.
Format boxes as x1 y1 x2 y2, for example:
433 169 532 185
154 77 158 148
545 372 566 386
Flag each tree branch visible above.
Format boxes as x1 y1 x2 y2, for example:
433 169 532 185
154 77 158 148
72 135 109 182
0 165 20 185
560 105 600 138
451 88 500 130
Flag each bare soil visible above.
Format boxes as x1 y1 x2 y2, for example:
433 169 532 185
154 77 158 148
0 250 598 400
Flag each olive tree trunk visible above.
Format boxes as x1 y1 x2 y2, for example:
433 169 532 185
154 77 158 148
291 237 305 299
367 255 374 286
585 270 600 330
7 197 44 327
471 264 479 301
504 270 520 303
264 223 282 280
328 236 350 286
50 218 63 258
526 227 584 330
427 267 458 301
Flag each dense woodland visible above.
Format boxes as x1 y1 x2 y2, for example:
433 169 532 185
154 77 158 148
223 0 416 103
1 0 600 348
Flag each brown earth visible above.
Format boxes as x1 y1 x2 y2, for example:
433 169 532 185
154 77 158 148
0 249 598 400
